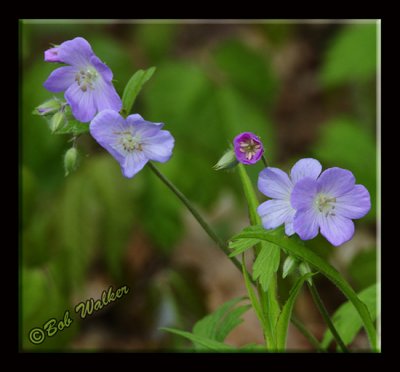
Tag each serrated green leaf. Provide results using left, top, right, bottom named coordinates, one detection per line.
left=192, top=296, right=249, bottom=349
left=321, top=24, right=377, bottom=86
left=322, top=284, right=378, bottom=349
left=230, top=225, right=377, bottom=350
left=252, top=242, right=280, bottom=292
left=53, top=119, right=89, bottom=135
left=217, top=304, right=252, bottom=342
left=161, top=327, right=235, bottom=351
left=275, top=273, right=315, bottom=349
left=228, top=238, right=260, bottom=257
left=122, top=67, right=156, bottom=116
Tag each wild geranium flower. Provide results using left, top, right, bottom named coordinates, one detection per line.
left=257, top=158, right=322, bottom=235
left=43, top=37, right=122, bottom=123
left=233, top=132, right=264, bottom=165
left=291, top=167, right=370, bottom=246
left=90, top=110, right=174, bottom=178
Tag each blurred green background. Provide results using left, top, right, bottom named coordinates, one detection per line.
left=20, top=20, right=378, bottom=351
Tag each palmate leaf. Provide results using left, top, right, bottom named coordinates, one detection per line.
left=162, top=297, right=250, bottom=351
left=121, top=67, right=156, bottom=116
left=230, top=225, right=377, bottom=350
left=252, top=242, right=280, bottom=292
left=322, top=283, right=378, bottom=349
left=228, top=238, right=260, bottom=257
left=192, top=296, right=250, bottom=349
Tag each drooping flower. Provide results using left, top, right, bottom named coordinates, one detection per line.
left=291, top=167, right=370, bottom=246
left=257, top=158, right=322, bottom=236
left=43, top=37, right=122, bottom=123
left=233, top=132, right=264, bottom=165
left=90, top=110, right=174, bottom=178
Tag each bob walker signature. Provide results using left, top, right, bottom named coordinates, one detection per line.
left=75, top=285, right=129, bottom=319
left=28, top=285, right=129, bottom=345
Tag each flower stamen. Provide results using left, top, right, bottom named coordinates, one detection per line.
left=239, top=139, right=261, bottom=161
left=75, top=68, right=98, bottom=92
left=118, top=132, right=142, bottom=153
left=315, top=194, right=336, bottom=217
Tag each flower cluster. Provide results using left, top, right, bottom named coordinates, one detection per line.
left=43, top=37, right=174, bottom=178
left=40, top=38, right=371, bottom=248
left=257, top=159, right=371, bottom=246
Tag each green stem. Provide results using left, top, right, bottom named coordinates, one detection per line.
left=291, top=315, right=325, bottom=352
left=308, top=282, right=349, bottom=352
left=236, top=163, right=280, bottom=349
left=147, top=162, right=242, bottom=273
left=261, top=155, right=269, bottom=168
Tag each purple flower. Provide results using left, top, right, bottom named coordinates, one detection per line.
left=43, top=37, right=122, bottom=123
left=257, top=158, right=322, bottom=236
left=233, top=132, right=264, bottom=164
left=90, top=110, right=174, bottom=178
left=291, top=167, right=370, bottom=246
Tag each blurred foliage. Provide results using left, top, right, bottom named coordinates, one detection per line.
left=320, top=24, right=377, bottom=87
left=213, top=39, right=277, bottom=105
left=348, top=249, right=377, bottom=291
left=20, top=20, right=378, bottom=351
left=134, top=23, right=178, bottom=62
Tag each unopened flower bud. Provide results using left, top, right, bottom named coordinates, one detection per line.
left=49, top=111, right=66, bottom=133
left=299, top=262, right=313, bottom=285
left=64, top=147, right=78, bottom=176
left=213, top=149, right=238, bottom=171
left=282, top=256, right=298, bottom=279
left=33, top=98, right=62, bottom=116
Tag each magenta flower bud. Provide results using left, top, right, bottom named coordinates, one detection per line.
left=233, top=132, right=264, bottom=165
left=44, top=47, right=62, bottom=63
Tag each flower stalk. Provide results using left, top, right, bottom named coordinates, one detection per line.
left=147, top=162, right=243, bottom=272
